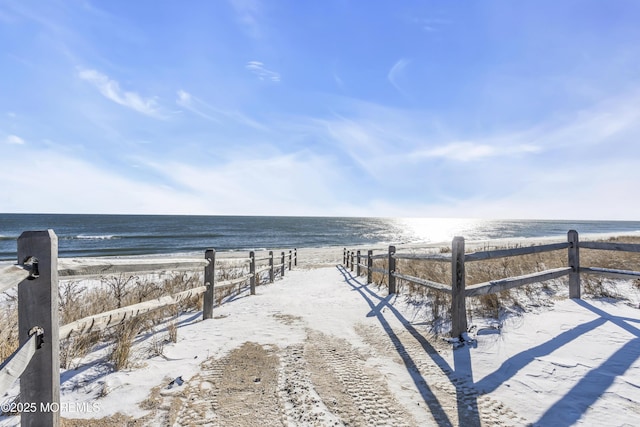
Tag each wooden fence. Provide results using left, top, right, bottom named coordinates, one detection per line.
left=344, top=230, right=640, bottom=339
left=0, top=230, right=297, bottom=426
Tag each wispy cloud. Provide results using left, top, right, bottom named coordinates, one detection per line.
left=529, top=90, right=640, bottom=151
left=3, top=134, right=25, bottom=145
left=0, top=149, right=199, bottom=214
left=388, top=58, right=411, bottom=95
left=176, top=90, right=220, bottom=122
left=176, top=89, right=268, bottom=130
left=415, top=142, right=541, bottom=162
left=117, top=150, right=353, bottom=215
left=78, top=68, right=163, bottom=118
left=246, top=61, right=281, bottom=82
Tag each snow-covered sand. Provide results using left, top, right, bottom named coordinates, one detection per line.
left=1, top=238, right=640, bottom=426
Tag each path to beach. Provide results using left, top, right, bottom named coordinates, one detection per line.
left=55, top=264, right=517, bottom=426
left=49, top=259, right=640, bottom=426
left=147, top=266, right=525, bottom=427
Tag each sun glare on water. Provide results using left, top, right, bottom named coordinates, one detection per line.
left=394, top=218, right=486, bottom=244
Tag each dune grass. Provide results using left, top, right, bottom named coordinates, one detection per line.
left=366, top=236, right=640, bottom=332
left=0, top=261, right=254, bottom=373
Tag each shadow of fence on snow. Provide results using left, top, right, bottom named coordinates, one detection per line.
left=338, top=265, right=480, bottom=427
left=337, top=264, right=640, bottom=426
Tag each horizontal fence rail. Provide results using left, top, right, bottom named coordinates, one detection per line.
left=578, top=241, right=640, bottom=252
left=392, top=272, right=452, bottom=294
left=0, top=230, right=297, bottom=426
left=464, top=242, right=569, bottom=262
left=216, top=274, right=253, bottom=290
left=59, top=285, right=208, bottom=339
left=0, top=264, right=31, bottom=294
left=58, top=258, right=210, bottom=278
left=465, top=267, right=573, bottom=297
left=394, top=253, right=452, bottom=262
left=344, top=230, right=640, bottom=339
left=0, top=329, right=43, bottom=397
left=580, top=266, right=640, bottom=280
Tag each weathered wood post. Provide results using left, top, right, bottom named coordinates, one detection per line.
left=356, top=250, right=361, bottom=276
left=203, top=249, right=215, bottom=320
left=367, top=250, right=373, bottom=284
left=451, top=236, right=468, bottom=338
left=281, top=252, right=286, bottom=277
left=288, top=250, right=292, bottom=271
left=269, top=251, right=275, bottom=283
left=388, top=245, right=396, bottom=294
left=343, top=248, right=346, bottom=265
left=249, top=251, right=256, bottom=295
left=346, top=250, right=350, bottom=268
left=294, top=248, right=297, bottom=267
left=568, top=230, right=581, bottom=299
left=17, top=230, right=60, bottom=427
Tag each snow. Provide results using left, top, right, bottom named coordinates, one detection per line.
left=466, top=298, right=640, bottom=425
left=1, top=247, right=640, bottom=426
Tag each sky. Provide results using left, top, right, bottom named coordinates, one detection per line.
left=1, top=0, right=640, bottom=219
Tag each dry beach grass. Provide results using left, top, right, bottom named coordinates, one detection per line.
left=368, top=235, right=640, bottom=331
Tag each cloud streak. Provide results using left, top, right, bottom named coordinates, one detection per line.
left=176, top=90, right=220, bottom=122
left=414, top=142, right=541, bottom=162
left=246, top=61, right=281, bottom=82
left=388, top=58, right=411, bottom=95
left=4, top=134, right=25, bottom=145
left=78, top=68, right=163, bottom=118
left=176, top=89, right=268, bottom=130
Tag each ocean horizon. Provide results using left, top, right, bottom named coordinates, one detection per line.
left=1, top=213, right=640, bottom=261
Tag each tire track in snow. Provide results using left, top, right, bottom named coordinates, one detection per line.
left=166, top=342, right=284, bottom=427
left=304, top=329, right=416, bottom=427
left=168, top=355, right=225, bottom=427
left=278, top=344, right=343, bottom=426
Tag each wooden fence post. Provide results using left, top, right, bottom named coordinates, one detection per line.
left=269, top=251, right=275, bottom=283
left=203, top=249, right=215, bottom=320
left=568, top=230, right=581, bottom=299
left=367, top=250, right=373, bottom=284
left=288, top=250, right=292, bottom=271
left=343, top=248, right=346, bottom=265
left=17, top=230, right=60, bottom=427
left=356, top=250, right=361, bottom=276
left=346, top=250, right=350, bottom=268
left=294, top=248, right=297, bottom=267
left=249, top=251, right=256, bottom=295
left=388, top=245, right=396, bottom=294
left=350, top=252, right=354, bottom=272
left=281, top=252, right=286, bottom=277
left=451, top=236, right=468, bottom=338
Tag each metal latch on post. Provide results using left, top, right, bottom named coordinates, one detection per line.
left=28, top=326, right=45, bottom=349
left=22, top=256, right=40, bottom=280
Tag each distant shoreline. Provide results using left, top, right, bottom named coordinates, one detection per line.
left=3, top=230, right=636, bottom=271
left=3, top=215, right=640, bottom=261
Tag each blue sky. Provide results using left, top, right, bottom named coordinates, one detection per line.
left=1, top=1, right=640, bottom=219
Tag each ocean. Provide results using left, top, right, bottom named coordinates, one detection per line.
left=1, top=214, right=639, bottom=261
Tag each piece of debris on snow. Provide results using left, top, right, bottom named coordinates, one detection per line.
left=167, top=376, right=184, bottom=389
